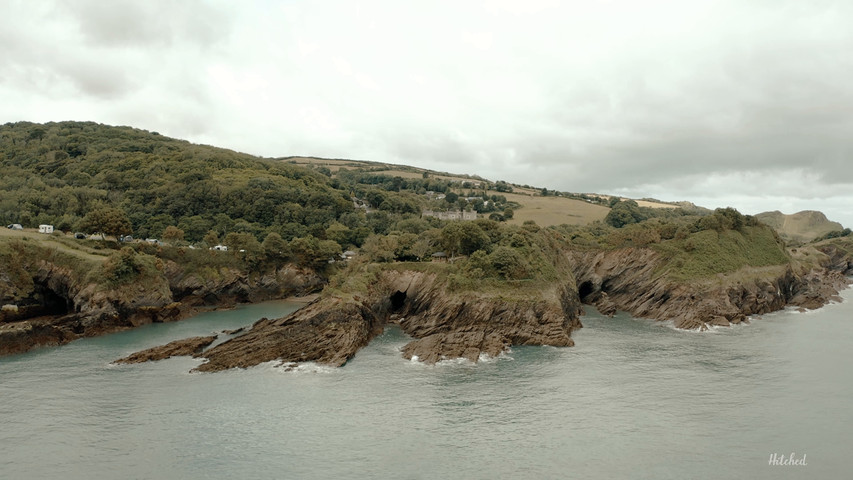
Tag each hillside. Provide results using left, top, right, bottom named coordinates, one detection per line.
left=755, top=210, right=844, bottom=244
left=3, top=121, right=852, bottom=363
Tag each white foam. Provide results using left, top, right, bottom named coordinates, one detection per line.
left=274, top=361, right=336, bottom=374
left=405, top=349, right=514, bottom=367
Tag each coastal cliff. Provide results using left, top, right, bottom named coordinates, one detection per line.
left=195, top=270, right=583, bottom=371
left=0, top=246, right=323, bottom=357
left=570, top=246, right=849, bottom=330
left=139, top=235, right=852, bottom=372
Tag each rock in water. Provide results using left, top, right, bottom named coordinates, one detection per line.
left=114, top=335, right=218, bottom=364
left=194, top=299, right=385, bottom=372
left=193, top=271, right=583, bottom=371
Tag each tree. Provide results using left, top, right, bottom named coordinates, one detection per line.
left=440, top=222, right=490, bottom=257
left=289, top=235, right=341, bottom=269
left=262, top=232, right=289, bottom=266
left=203, top=230, right=220, bottom=247
left=503, top=207, right=514, bottom=220
left=489, top=246, right=527, bottom=279
left=445, top=192, right=458, bottom=204
left=224, top=232, right=263, bottom=265
left=79, top=205, right=132, bottom=238
left=162, top=225, right=185, bottom=243
left=27, top=127, right=46, bottom=143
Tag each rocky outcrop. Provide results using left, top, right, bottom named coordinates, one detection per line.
left=114, top=335, right=218, bottom=364
left=0, top=260, right=324, bottom=357
left=164, top=262, right=323, bottom=306
left=570, top=247, right=850, bottom=330
left=193, top=271, right=583, bottom=371
left=196, top=297, right=385, bottom=371
left=388, top=271, right=581, bottom=363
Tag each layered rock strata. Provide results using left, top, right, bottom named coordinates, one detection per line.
left=114, top=335, right=218, bottom=364
left=0, top=260, right=323, bottom=357
left=570, top=247, right=850, bottom=330
left=192, top=271, right=583, bottom=371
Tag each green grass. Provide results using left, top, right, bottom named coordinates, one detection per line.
left=652, top=226, right=790, bottom=281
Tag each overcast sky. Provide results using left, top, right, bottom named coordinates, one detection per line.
left=2, top=0, right=851, bottom=226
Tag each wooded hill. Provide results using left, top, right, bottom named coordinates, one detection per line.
left=2, top=121, right=848, bottom=284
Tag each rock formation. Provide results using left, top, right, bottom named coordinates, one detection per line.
left=570, top=247, right=850, bottom=330
left=192, top=270, right=583, bottom=371
left=114, top=335, right=218, bottom=364
left=0, top=259, right=324, bottom=357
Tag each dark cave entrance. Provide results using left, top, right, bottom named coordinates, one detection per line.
left=390, top=290, right=407, bottom=312
left=578, top=281, right=595, bottom=303
left=4, top=282, right=73, bottom=323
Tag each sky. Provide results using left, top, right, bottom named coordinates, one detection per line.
left=2, top=0, right=851, bottom=226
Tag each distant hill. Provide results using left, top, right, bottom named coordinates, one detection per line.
left=755, top=210, right=844, bottom=244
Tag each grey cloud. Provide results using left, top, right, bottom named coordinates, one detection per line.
left=58, top=0, right=230, bottom=48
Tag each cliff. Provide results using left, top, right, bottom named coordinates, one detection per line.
left=570, top=245, right=849, bottom=330
left=135, top=236, right=853, bottom=372
left=0, top=247, right=324, bottom=357
left=193, top=270, right=583, bottom=371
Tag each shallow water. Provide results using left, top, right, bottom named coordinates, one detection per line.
left=1, top=292, right=851, bottom=479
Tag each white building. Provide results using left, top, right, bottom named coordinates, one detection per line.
left=38, top=224, right=54, bottom=234
left=422, top=210, right=477, bottom=221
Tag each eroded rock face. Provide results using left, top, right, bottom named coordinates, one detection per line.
left=114, top=335, right=218, bottom=364
left=570, top=248, right=850, bottom=330
left=0, top=260, right=323, bottom=357
left=193, top=271, right=584, bottom=371
left=164, top=262, right=324, bottom=305
left=388, top=272, right=581, bottom=363
left=195, top=297, right=385, bottom=371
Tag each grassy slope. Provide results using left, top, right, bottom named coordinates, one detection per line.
left=755, top=210, right=843, bottom=243
left=0, top=228, right=111, bottom=263
left=0, top=231, right=106, bottom=302
left=652, top=226, right=791, bottom=282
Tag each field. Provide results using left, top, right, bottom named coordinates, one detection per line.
left=493, top=192, right=610, bottom=227
left=279, top=157, right=373, bottom=172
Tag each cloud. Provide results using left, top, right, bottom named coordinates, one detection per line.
left=1, top=0, right=852, bottom=227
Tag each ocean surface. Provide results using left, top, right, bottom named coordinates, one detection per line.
left=2, top=289, right=852, bottom=480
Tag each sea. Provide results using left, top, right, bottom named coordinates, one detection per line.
left=1, top=288, right=851, bottom=480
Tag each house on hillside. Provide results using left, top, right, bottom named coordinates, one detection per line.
left=38, top=224, right=54, bottom=234
left=422, top=210, right=477, bottom=221
left=211, top=244, right=228, bottom=251
left=340, top=250, right=358, bottom=261
left=431, top=252, right=448, bottom=262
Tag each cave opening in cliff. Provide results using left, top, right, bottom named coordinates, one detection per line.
left=19, top=282, right=72, bottom=320
left=390, top=290, right=407, bottom=312
left=578, top=281, right=595, bottom=303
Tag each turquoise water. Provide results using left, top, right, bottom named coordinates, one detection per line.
left=1, top=292, right=851, bottom=480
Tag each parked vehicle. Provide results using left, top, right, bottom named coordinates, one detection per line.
left=74, top=232, right=87, bottom=239
left=7, top=224, right=23, bottom=230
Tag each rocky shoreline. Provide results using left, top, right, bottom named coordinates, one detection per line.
left=184, top=244, right=850, bottom=371
left=570, top=246, right=851, bottom=330
left=4, top=243, right=851, bottom=369
left=193, top=270, right=583, bottom=372
left=0, top=260, right=324, bottom=357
